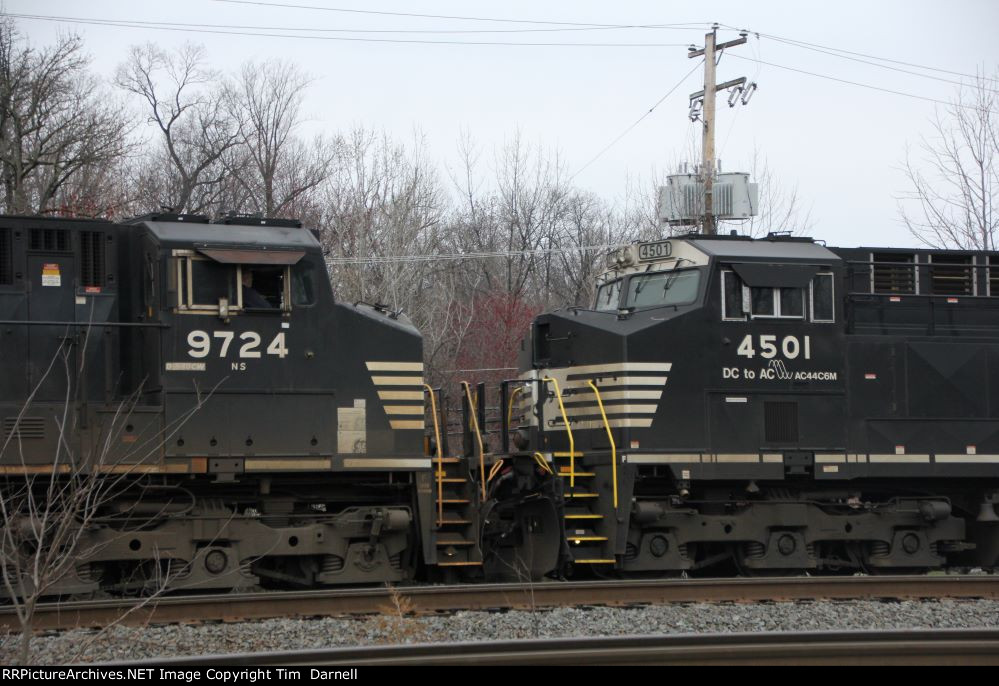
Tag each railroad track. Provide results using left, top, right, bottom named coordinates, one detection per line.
left=104, top=629, right=999, bottom=666
left=4, top=574, right=998, bottom=633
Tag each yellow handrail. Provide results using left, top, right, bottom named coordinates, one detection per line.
left=507, top=385, right=524, bottom=429
left=461, top=381, right=487, bottom=500
left=533, top=452, right=554, bottom=475
left=423, top=384, right=444, bottom=525
left=586, top=380, right=618, bottom=509
left=542, top=377, right=576, bottom=488
left=487, top=458, right=504, bottom=484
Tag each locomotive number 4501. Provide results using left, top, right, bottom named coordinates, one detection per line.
left=736, top=334, right=811, bottom=360
left=638, top=240, right=672, bottom=261
left=187, top=330, right=289, bottom=359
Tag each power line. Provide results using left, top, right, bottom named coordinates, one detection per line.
left=325, top=243, right=622, bottom=265
left=762, top=34, right=999, bottom=93
left=444, top=367, right=519, bottom=373
left=571, top=60, right=703, bottom=180
left=727, top=53, right=988, bottom=111
left=719, top=24, right=999, bottom=85
left=212, top=1, right=713, bottom=30
left=761, top=31, right=999, bottom=85
left=0, top=12, right=707, bottom=36
left=5, top=13, right=692, bottom=47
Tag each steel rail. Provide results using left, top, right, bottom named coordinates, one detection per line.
left=5, top=574, right=999, bottom=633
left=102, top=629, right=999, bottom=666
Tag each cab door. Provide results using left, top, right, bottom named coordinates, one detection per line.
left=27, top=252, right=77, bottom=401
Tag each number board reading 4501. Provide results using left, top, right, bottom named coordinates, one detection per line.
left=187, top=330, right=289, bottom=359
left=638, top=241, right=672, bottom=261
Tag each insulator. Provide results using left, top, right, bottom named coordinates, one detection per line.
left=727, top=86, right=743, bottom=108
left=688, top=99, right=703, bottom=122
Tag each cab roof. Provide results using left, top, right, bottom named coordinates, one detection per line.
left=686, top=236, right=841, bottom=264
left=138, top=219, right=320, bottom=252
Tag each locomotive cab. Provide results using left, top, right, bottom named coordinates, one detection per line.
left=3, top=212, right=433, bottom=596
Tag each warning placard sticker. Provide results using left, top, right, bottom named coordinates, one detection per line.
left=41, top=263, right=61, bottom=287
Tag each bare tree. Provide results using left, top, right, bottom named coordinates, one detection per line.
left=47, top=154, right=138, bottom=219
left=551, top=191, right=618, bottom=307
left=449, top=132, right=573, bottom=304
left=0, top=18, right=131, bottom=216
left=225, top=60, right=338, bottom=217
left=898, top=69, right=998, bottom=250
left=621, top=167, right=672, bottom=240
left=318, top=128, right=466, bottom=382
left=116, top=43, right=238, bottom=215
left=0, top=326, right=216, bottom=663
left=737, top=147, right=813, bottom=237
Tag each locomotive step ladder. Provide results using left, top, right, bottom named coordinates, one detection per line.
left=553, top=451, right=616, bottom=565
left=426, top=387, right=483, bottom=569
left=544, top=376, right=621, bottom=567
left=430, top=454, right=483, bottom=568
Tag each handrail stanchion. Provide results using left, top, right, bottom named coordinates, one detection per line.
left=423, top=384, right=444, bottom=525
left=542, top=377, right=575, bottom=488
left=507, top=385, right=523, bottom=432
left=532, top=452, right=554, bottom=475
left=587, top=379, right=618, bottom=509
left=461, top=381, right=487, bottom=500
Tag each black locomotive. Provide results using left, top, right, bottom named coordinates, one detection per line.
left=1, top=216, right=997, bottom=596
left=0, top=213, right=454, bottom=595
left=495, top=234, right=999, bottom=576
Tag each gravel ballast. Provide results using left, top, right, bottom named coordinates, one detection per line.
left=6, top=598, right=999, bottom=664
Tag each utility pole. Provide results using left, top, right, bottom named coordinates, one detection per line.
left=688, top=25, right=753, bottom=234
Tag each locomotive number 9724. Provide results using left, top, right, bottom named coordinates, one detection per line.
left=187, top=330, right=289, bottom=359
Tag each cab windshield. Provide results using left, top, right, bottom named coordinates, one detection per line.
left=624, top=269, right=701, bottom=309
left=594, top=279, right=622, bottom=311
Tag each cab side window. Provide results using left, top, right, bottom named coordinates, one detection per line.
left=291, top=261, right=317, bottom=307
left=720, top=268, right=835, bottom=323
left=810, top=273, right=835, bottom=322
left=241, top=266, right=285, bottom=310
left=177, top=256, right=237, bottom=311
left=174, top=251, right=294, bottom=314
left=721, top=270, right=746, bottom=320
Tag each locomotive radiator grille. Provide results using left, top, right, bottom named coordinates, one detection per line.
left=2, top=416, right=45, bottom=440
left=79, top=230, right=105, bottom=288
left=0, top=227, right=11, bottom=285
left=929, top=254, right=974, bottom=296
left=764, top=402, right=798, bottom=444
left=871, top=252, right=915, bottom=294
left=29, top=227, right=69, bottom=252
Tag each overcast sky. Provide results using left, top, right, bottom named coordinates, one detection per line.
left=9, top=0, right=999, bottom=248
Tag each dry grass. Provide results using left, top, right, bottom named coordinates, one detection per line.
left=370, top=583, right=431, bottom=644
